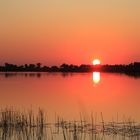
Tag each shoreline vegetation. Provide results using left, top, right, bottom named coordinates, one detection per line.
left=0, top=62, right=140, bottom=77
left=0, top=108, right=140, bottom=140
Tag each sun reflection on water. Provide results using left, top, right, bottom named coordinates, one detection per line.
left=93, top=72, right=100, bottom=84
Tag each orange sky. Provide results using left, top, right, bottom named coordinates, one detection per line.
left=0, top=0, right=140, bottom=66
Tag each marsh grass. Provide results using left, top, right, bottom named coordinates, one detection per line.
left=0, top=108, right=139, bottom=140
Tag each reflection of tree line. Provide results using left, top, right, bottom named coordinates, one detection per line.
left=0, top=62, right=140, bottom=77
left=2, top=73, right=42, bottom=78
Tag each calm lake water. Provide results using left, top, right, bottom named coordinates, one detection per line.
left=0, top=72, right=140, bottom=122
left=0, top=72, right=140, bottom=140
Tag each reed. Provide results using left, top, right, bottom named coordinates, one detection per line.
left=0, top=108, right=139, bottom=140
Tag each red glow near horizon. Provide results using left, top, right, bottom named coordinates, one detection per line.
left=0, top=1, right=140, bottom=65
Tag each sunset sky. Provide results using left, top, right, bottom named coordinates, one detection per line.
left=0, top=0, right=140, bottom=66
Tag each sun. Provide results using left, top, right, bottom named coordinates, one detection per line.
left=93, top=59, right=101, bottom=65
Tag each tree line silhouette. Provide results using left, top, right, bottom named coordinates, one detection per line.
left=0, top=62, right=140, bottom=75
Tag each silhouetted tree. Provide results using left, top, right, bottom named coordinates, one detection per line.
left=0, top=62, right=140, bottom=77
left=60, top=63, right=70, bottom=71
left=42, top=66, right=50, bottom=71
left=25, top=64, right=28, bottom=69
left=36, top=63, right=41, bottom=69
left=51, top=66, right=59, bottom=72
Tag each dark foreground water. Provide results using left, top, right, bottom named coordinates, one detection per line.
left=0, top=72, right=140, bottom=140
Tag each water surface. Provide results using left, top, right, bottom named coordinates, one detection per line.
left=0, top=72, right=139, bottom=122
